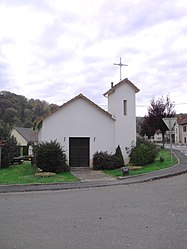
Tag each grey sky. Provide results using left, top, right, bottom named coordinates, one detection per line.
left=0, top=0, right=187, bottom=116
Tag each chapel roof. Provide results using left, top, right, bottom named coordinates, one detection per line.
left=53, top=93, right=115, bottom=120
left=103, top=78, right=140, bottom=96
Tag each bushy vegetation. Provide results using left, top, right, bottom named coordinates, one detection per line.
left=35, top=140, right=69, bottom=173
left=0, top=91, right=59, bottom=128
left=129, top=137, right=160, bottom=166
left=0, top=123, right=19, bottom=168
left=93, top=151, right=112, bottom=170
left=93, top=145, right=125, bottom=170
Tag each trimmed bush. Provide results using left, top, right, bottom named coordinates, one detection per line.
left=114, top=145, right=124, bottom=168
left=35, top=140, right=69, bottom=173
left=129, top=137, right=160, bottom=166
left=93, top=146, right=125, bottom=170
left=93, top=151, right=112, bottom=170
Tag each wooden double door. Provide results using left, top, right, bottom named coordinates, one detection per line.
left=69, top=137, right=90, bottom=167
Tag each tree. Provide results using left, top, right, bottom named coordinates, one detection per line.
left=0, top=123, right=19, bottom=168
left=2, top=108, right=19, bottom=124
left=141, top=95, right=175, bottom=146
left=136, top=117, right=144, bottom=135
left=0, top=91, right=60, bottom=128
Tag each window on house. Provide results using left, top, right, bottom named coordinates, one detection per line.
left=123, top=100, right=127, bottom=115
left=183, top=126, right=186, bottom=132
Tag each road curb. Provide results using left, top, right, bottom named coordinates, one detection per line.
left=0, top=168, right=186, bottom=194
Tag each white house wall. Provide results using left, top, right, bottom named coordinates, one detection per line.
left=174, top=124, right=186, bottom=144
left=108, top=83, right=136, bottom=162
left=182, top=124, right=187, bottom=144
left=11, top=129, right=27, bottom=146
left=39, top=98, right=115, bottom=167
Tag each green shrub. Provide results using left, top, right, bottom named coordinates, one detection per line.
left=35, top=140, right=69, bottom=173
left=129, top=137, right=160, bottom=166
left=114, top=145, right=124, bottom=168
left=93, top=146, right=124, bottom=170
left=0, top=123, right=19, bottom=168
left=93, top=151, right=112, bottom=170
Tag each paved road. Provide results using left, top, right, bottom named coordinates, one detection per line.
left=166, top=143, right=187, bottom=156
left=173, top=144, right=187, bottom=156
left=0, top=174, right=186, bottom=249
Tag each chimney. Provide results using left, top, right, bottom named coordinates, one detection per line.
left=111, top=82, right=114, bottom=88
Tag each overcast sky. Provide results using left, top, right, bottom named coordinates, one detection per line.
left=0, top=0, right=187, bottom=116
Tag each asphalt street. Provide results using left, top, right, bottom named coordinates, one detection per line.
left=172, top=144, right=187, bottom=156
left=0, top=174, right=187, bottom=249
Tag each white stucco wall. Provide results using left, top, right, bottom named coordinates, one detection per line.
left=107, top=83, right=137, bottom=163
left=175, top=124, right=185, bottom=144
left=182, top=124, right=187, bottom=144
left=39, top=98, right=115, bottom=167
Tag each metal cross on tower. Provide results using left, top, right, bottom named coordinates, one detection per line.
left=113, top=57, right=128, bottom=81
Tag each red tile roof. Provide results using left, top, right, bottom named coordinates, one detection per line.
left=176, top=114, right=187, bottom=125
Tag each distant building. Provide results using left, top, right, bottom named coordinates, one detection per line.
left=153, top=129, right=162, bottom=142
left=11, top=127, right=38, bottom=156
left=174, top=114, right=187, bottom=144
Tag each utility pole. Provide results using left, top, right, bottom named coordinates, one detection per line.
left=113, top=57, right=128, bottom=81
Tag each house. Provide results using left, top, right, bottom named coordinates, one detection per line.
left=38, top=78, right=140, bottom=168
left=11, top=127, right=38, bottom=156
left=153, top=129, right=162, bottom=143
left=175, top=114, right=187, bottom=144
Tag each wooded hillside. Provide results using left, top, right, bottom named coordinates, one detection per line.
left=0, top=91, right=59, bottom=129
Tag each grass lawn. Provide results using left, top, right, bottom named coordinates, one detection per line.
left=0, top=161, right=79, bottom=185
left=104, top=149, right=178, bottom=178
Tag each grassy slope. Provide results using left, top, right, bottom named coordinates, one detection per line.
left=0, top=161, right=79, bottom=185
left=104, top=149, right=178, bottom=177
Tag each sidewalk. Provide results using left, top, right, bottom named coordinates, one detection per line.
left=0, top=149, right=186, bottom=193
left=71, top=167, right=115, bottom=182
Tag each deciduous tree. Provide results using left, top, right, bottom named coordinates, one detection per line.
left=140, top=95, right=175, bottom=146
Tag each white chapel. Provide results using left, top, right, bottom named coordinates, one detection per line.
left=38, top=78, right=140, bottom=168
